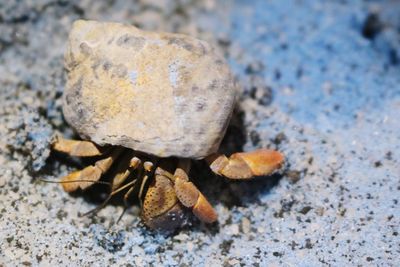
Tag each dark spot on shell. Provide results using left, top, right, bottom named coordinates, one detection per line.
left=107, top=36, right=115, bottom=45
left=182, top=143, right=192, bottom=154
left=65, top=77, right=83, bottom=105
left=182, top=125, right=192, bottom=136
left=196, top=128, right=206, bottom=136
left=196, top=100, right=207, bottom=111
left=77, top=106, right=86, bottom=118
left=65, top=50, right=79, bottom=71
left=90, top=60, right=103, bottom=79
left=116, top=34, right=145, bottom=50
left=91, top=59, right=102, bottom=72
left=65, top=77, right=92, bottom=124
left=168, top=37, right=194, bottom=52
left=208, top=79, right=219, bottom=91
left=65, top=95, right=72, bottom=105
left=198, top=42, right=207, bottom=55
left=79, top=42, right=92, bottom=55
left=215, top=59, right=224, bottom=65
left=175, top=102, right=187, bottom=115
left=112, top=64, right=127, bottom=78
left=173, top=85, right=187, bottom=97
left=222, top=78, right=232, bottom=92
left=102, top=60, right=112, bottom=71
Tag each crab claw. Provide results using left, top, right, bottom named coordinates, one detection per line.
left=173, top=169, right=218, bottom=223
left=142, top=174, right=186, bottom=230
left=207, top=149, right=284, bottom=179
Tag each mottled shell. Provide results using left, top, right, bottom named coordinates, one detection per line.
left=63, top=20, right=238, bottom=158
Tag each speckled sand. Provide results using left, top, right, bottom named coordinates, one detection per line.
left=0, top=0, right=399, bottom=266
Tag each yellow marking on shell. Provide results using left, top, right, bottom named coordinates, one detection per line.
left=136, top=71, right=150, bottom=86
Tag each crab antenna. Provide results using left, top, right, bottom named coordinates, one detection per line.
left=37, top=178, right=111, bottom=186
left=81, top=179, right=138, bottom=217
left=116, top=181, right=138, bottom=224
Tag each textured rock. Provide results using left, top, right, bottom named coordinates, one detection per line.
left=2, top=1, right=399, bottom=266
left=63, top=20, right=237, bottom=158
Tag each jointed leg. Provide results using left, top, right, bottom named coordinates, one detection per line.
left=138, top=160, right=157, bottom=207
left=82, top=179, right=137, bottom=217
left=61, top=148, right=124, bottom=192
left=116, top=185, right=137, bottom=223
left=52, top=135, right=106, bottom=157
left=111, top=153, right=140, bottom=191
left=84, top=154, right=142, bottom=218
left=173, top=159, right=217, bottom=223
left=81, top=154, right=141, bottom=217
left=206, top=149, right=284, bottom=180
left=141, top=158, right=217, bottom=229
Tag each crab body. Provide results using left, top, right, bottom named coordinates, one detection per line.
left=52, top=20, right=284, bottom=230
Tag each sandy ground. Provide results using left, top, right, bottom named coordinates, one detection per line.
left=0, top=0, right=399, bottom=266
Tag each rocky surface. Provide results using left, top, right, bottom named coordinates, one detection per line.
left=64, top=20, right=236, bottom=158
left=0, top=0, right=399, bottom=266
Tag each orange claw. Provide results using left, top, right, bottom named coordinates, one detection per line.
left=192, top=193, right=218, bottom=223
left=174, top=167, right=218, bottom=224
left=207, top=149, right=284, bottom=179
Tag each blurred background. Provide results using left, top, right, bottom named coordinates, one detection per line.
left=0, top=1, right=399, bottom=266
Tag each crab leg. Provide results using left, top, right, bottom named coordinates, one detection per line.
left=111, top=153, right=140, bottom=191
left=82, top=179, right=137, bottom=217
left=116, top=184, right=137, bottom=223
left=173, top=159, right=218, bottom=223
left=138, top=160, right=157, bottom=207
left=61, top=148, right=123, bottom=192
left=52, top=135, right=106, bottom=157
left=84, top=155, right=141, bottom=218
left=206, top=149, right=284, bottom=180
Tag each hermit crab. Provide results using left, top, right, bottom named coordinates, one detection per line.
left=51, top=20, right=284, bottom=230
